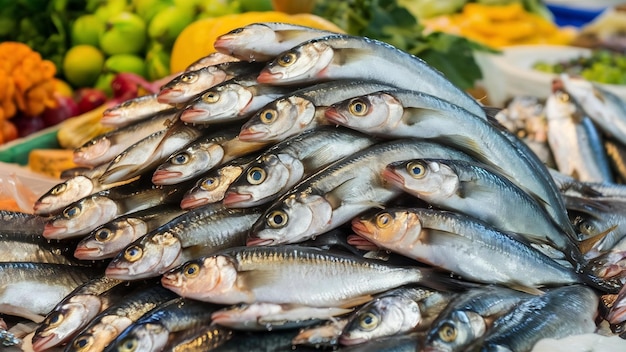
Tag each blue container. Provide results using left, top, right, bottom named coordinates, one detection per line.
left=547, top=4, right=605, bottom=27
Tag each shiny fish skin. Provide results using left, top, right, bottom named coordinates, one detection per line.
left=224, top=126, right=377, bottom=208
left=164, top=323, right=233, bottom=352
left=161, top=245, right=447, bottom=307
left=0, top=232, right=77, bottom=265
left=256, top=34, right=486, bottom=119
left=185, top=52, right=240, bottom=72
left=101, top=94, right=173, bottom=128
left=214, top=22, right=340, bottom=62
left=74, top=205, right=187, bottom=260
left=292, top=318, right=349, bottom=348
left=247, top=139, right=474, bottom=246
left=0, top=210, right=47, bottom=234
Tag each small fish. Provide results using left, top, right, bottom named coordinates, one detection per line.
left=152, top=125, right=269, bottom=186
left=238, top=80, right=396, bottom=143
left=181, top=155, right=256, bottom=209
left=292, top=318, right=349, bottom=348
left=545, top=88, right=613, bottom=183
left=247, top=139, right=473, bottom=246
left=0, top=210, right=47, bottom=234
left=185, top=52, right=240, bottom=72
left=210, top=330, right=301, bottom=352
left=65, top=284, right=177, bottom=352
left=256, top=34, right=486, bottom=119
left=340, top=286, right=453, bottom=345
left=214, top=22, right=340, bottom=62
left=325, top=89, right=576, bottom=242
left=164, top=323, right=233, bottom=352
left=161, top=245, right=453, bottom=307
left=211, top=302, right=352, bottom=331
left=351, top=207, right=582, bottom=291
left=224, top=126, right=377, bottom=208
left=73, top=108, right=178, bottom=168
left=479, top=285, right=598, bottom=352
left=0, top=232, right=77, bottom=265
left=424, top=285, right=532, bottom=352
left=338, top=332, right=422, bottom=352
left=179, top=74, right=296, bottom=124
left=158, top=61, right=264, bottom=104
left=106, top=205, right=261, bottom=280
left=0, top=262, right=98, bottom=321
left=31, top=276, right=126, bottom=351
left=74, top=205, right=187, bottom=260
left=101, top=94, right=174, bottom=128
left=103, top=298, right=219, bottom=352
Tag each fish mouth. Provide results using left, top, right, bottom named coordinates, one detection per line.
left=100, top=111, right=122, bottom=125
left=180, top=108, right=210, bottom=123
left=42, top=224, right=67, bottom=239
left=32, top=201, right=52, bottom=215
left=31, top=333, right=59, bottom=352
left=160, top=272, right=183, bottom=290
left=346, top=234, right=378, bottom=251
left=73, top=246, right=101, bottom=260
left=213, top=39, right=232, bottom=53
left=338, top=336, right=367, bottom=346
left=350, top=219, right=370, bottom=237
left=380, top=168, right=404, bottom=187
left=157, top=88, right=185, bottom=104
left=238, top=128, right=267, bottom=141
left=256, top=70, right=282, bottom=84
left=180, top=196, right=209, bottom=210
left=152, top=170, right=184, bottom=185
left=324, top=107, right=347, bottom=125
left=246, top=237, right=275, bottom=246
left=104, top=266, right=131, bottom=280
left=222, top=192, right=252, bottom=207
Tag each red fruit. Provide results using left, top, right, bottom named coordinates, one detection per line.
left=42, top=94, right=81, bottom=127
left=110, top=73, right=142, bottom=100
left=12, top=114, right=46, bottom=138
left=75, top=88, right=108, bottom=114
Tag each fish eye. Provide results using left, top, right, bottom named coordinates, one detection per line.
left=119, top=337, right=138, bottom=352
left=124, top=246, right=143, bottom=262
left=95, top=228, right=112, bottom=242
left=180, top=73, right=197, bottom=83
left=45, top=312, right=64, bottom=327
left=375, top=213, right=393, bottom=228
left=406, top=161, right=427, bottom=179
left=359, top=312, right=380, bottom=331
left=259, top=109, right=277, bottom=124
left=348, top=99, right=369, bottom=116
left=73, top=335, right=93, bottom=351
left=246, top=167, right=266, bottom=185
left=202, top=91, right=220, bottom=103
left=557, top=91, right=570, bottom=103
left=63, top=205, right=82, bottom=219
left=201, top=177, right=219, bottom=191
left=51, top=183, right=67, bottom=195
left=172, top=153, right=190, bottom=165
left=277, top=52, right=297, bottom=67
left=267, top=210, right=288, bottom=228
left=183, top=263, right=200, bottom=278
left=438, top=323, right=457, bottom=342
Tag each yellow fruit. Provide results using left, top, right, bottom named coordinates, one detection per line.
left=170, top=11, right=344, bottom=73
left=63, top=45, right=105, bottom=88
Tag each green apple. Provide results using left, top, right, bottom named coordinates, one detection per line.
left=99, top=12, right=147, bottom=56
left=62, top=45, right=105, bottom=88
left=148, top=5, right=195, bottom=49
left=145, top=43, right=170, bottom=81
left=132, top=0, right=174, bottom=23
left=94, top=0, right=129, bottom=22
left=104, top=54, right=147, bottom=77
left=94, top=72, right=115, bottom=97
left=71, top=15, right=105, bottom=47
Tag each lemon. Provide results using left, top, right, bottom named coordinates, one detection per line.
left=169, top=12, right=344, bottom=73
left=63, top=45, right=105, bottom=88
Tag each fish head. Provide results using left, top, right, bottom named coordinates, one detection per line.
left=248, top=194, right=332, bottom=245
left=74, top=138, right=112, bottom=166
left=161, top=255, right=239, bottom=303
left=225, top=153, right=302, bottom=207
left=180, top=175, right=222, bottom=209
left=182, top=84, right=252, bottom=123
left=76, top=316, right=133, bottom=352
left=105, top=233, right=183, bottom=280
left=158, top=66, right=228, bottom=104
left=383, top=159, right=460, bottom=201
left=34, top=176, right=95, bottom=216
left=43, top=196, right=118, bottom=239
left=351, top=209, right=418, bottom=249
left=75, top=218, right=147, bottom=260
left=32, top=295, right=102, bottom=351
left=340, top=295, right=421, bottom=345
left=152, top=144, right=225, bottom=185
left=214, top=23, right=278, bottom=61
left=545, top=88, right=581, bottom=123
left=257, top=41, right=335, bottom=84
left=326, top=92, right=404, bottom=133
left=239, top=96, right=315, bottom=142
left=186, top=52, right=240, bottom=71
left=424, top=310, right=486, bottom=352
left=108, top=323, right=168, bottom=352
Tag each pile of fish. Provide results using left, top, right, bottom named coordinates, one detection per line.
left=3, top=22, right=626, bottom=351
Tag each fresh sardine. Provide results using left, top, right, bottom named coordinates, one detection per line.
left=185, top=52, right=240, bottom=72
left=164, top=323, right=233, bottom=352
left=101, top=94, right=173, bottom=128
left=0, top=210, right=47, bottom=234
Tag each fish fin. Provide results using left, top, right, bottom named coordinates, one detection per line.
left=0, top=304, right=45, bottom=323
left=579, top=224, right=618, bottom=255
left=507, top=283, right=544, bottom=296
left=323, top=177, right=364, bottom=209
left=339, top=295, right=373, bottom=309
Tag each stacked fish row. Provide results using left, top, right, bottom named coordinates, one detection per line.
left=2, top=22, right=626, bottom=351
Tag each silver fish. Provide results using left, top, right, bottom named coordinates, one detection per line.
left=247, top=138, right=473, bottom=246
left=161, top=245, right=452, bottom=307
left=238, top=80, right=396, bottom=143
left=256, top=34, right=486, bottom=119
left=224, top=126, right=377, bottom=208
left=340, top=286, right=452, bottom=346
left=325, top=89, right=576, bottom=242
left=163, top=323, right=233, bottom=352
left=185, top=52, right=240, bottom=72
left=31, top=276, right=125, bottom=351
left=0, top=232, right=77, bottom=265
left=73, top=108, right=178, bottom=168
left=158, top=61, right=264, bottom=104
left=424, top=285, right=532, bottom=352
left=0, top=210, right=47, bottom=234
left=179, top=74, right=296, bottom=124
left=214, top=22, right=340, bottom=62
left=339, top=332, right=422, bottom=352
left=480, top=285, right=598, bottom=352
left=351, top=207, right=582, bottom=291
left=545, top=88, right=613, bottom=182
left=101, top=94, right=173, bottom=128
left=105, top=205, right=261, bottom=280
left=292, top=318, right=349, bottom=348
left=74, top=205, right=187, bottom=260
